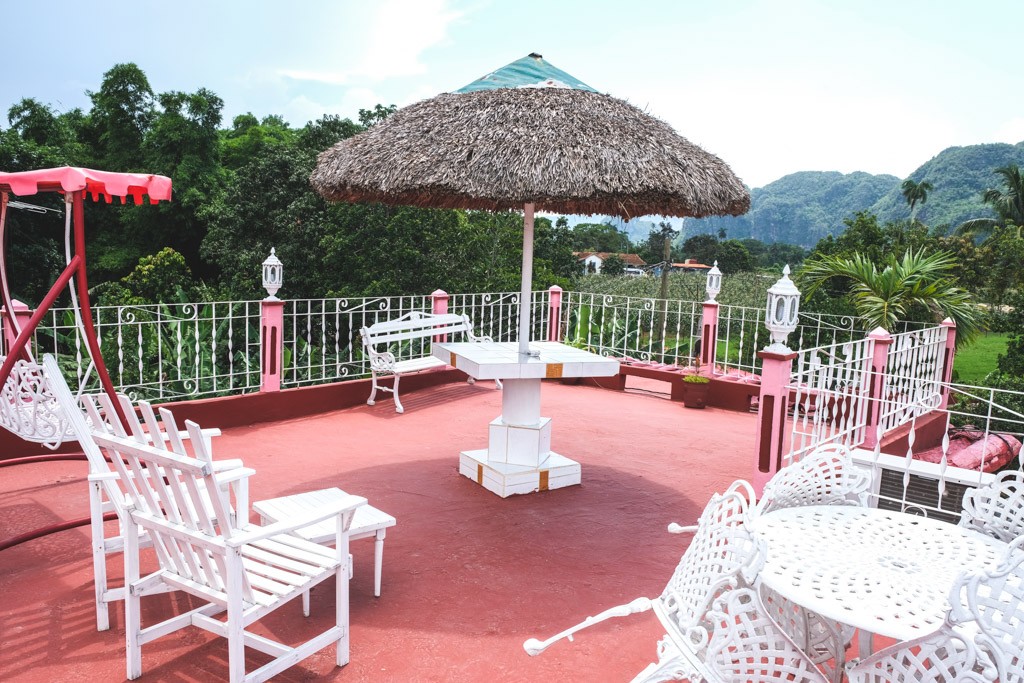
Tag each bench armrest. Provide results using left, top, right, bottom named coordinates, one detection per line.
left=367, top=349, right=397, bottom=373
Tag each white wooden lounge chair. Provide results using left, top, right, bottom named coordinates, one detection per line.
left=94, top=426, right=365, bottom=682
left=43, top=354, right=252, bottom=632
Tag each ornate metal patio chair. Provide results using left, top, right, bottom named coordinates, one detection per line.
left=752, top=443, right=870, bottom=680
left=703, top=586, right=829, bottom=683
left=523, top=480, right=763, bottom=682
left=950, top=536, right=1024, bottom=683
left=43, top=355, right=253, bottom=632
left=959, top=470, right=1024, bottom=543
left=92, top=425, right=365, bottom=682
left=756, top=443, right=871, bottom=515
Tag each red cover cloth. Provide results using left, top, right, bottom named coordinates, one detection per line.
left=914, top=430, right=1021, bottom=473
left=0, top=167, right=171, bottom=203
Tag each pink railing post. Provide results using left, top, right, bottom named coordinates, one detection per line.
left=1, top=300, right=32, bottom=355
left=939, top=318, right=957, bottom=409
left=753, top=348, right=797, bottom=494
left=861, top=327, right=893, bottom=450
left=431, top=289, right=450, bottom=343
left=547, top=285, right=563, bottom=342
left=700, top=301, right=718, bottom=370
left=260, top=299, right=284, bottom=392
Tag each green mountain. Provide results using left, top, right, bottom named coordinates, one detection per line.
left=683, top=141, right=1024, bottom=247
left=870, top=142, right=1024, bottom=229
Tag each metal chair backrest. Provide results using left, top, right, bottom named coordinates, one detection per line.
left=657, top=480, right=762, bottom=645
left=959, top=470, right=1024, bottom=543
left=758, top=444, right=869, bottom=515
left=952, top=537, right=1024, bottom=683
left=705, top=587, right=828, bottom=682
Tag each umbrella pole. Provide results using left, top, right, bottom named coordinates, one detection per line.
left=518, top=203, right=535, bottom=355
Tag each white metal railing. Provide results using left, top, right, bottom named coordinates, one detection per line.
left=27, top=300, right=262, bottom=400
left=787, top=337, right=874, bottom=460
left=854, top=380, right=1024, bottom=522
left=879, top=325, right=949, bottom=433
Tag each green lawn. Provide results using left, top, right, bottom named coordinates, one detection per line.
left=954, top=333, right=1010, bottom=385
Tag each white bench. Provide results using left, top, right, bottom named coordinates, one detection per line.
left=253, top=487, right=396, bottom=598
left=360, top=311, right=498, bottom=413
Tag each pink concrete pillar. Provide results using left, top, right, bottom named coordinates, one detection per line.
left=939, top=318, right=957, bottom=409
left=753, top=348, right=797, bottom=495
left=431, top=289, right=449, bottom=343
left=861, top=327, right=893, bottom=450
left=1, top=300, right=32, bottom=356
left=260, top=299, right=284, bottom=392
left=700, top=301, right=719, bottom=371
left=547, top=285, right=563, bottom=342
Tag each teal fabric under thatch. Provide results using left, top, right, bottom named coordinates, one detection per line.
left=455, top=53, right=596, bottom=93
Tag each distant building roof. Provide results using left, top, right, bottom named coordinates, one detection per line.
left=672, top=259, right=711, bottom=270
left=575, top=252, right=647, bottom=267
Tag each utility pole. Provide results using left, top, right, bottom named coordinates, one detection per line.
left=655, top=221, right=677, bottom=353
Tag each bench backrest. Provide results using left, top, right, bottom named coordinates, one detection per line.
left=361, top=311, right=473, bottom=347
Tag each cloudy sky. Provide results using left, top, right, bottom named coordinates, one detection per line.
left=3, top=0, right=1022, bottom=187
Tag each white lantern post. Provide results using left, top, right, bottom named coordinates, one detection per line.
left=764, top=264, right=801, bottom=353
left=705, top=260, right=722, bottom=303
left=752, top=263, right=803, bottom=495
left=262, top=248, right=283, bottom=300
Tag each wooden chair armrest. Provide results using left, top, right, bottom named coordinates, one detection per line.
left=226, top=495, right=366, bottom=547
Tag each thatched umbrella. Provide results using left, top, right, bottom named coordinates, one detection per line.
left=312, top=53, right=750, bottom=354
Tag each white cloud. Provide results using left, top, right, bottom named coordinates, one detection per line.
left=277, top=0, right=462, bottom=86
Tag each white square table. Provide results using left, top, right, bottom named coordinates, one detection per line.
left=432, top=341, right=619, bottom=497
left=752, top=505, right=1009, bottom=656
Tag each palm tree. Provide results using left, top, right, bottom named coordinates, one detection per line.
left=901, top=178, right=933, bottom=221
left=799, top=249, right=983, bottom=343
left=955, top=164, right=1024, bottom=239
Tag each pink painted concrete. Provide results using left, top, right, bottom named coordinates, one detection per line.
left=862, top=327, right=893, bottom=450
left=0, top=378, right=757, bottom=682
left=699, top=301, right=718, bottom=368
left=752, top=348, right=797, bottom=494
left=547, top=285, right=563, bottom=342
left=431, top=289, right=449, bottom=343
left=940, top=318, right=957, bottom=409
left=1, top=299, right=31, bottom=355
left=260, top=299, right=284, bottom=392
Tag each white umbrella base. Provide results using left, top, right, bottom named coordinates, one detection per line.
left=459, top=449, right=580, bottom=498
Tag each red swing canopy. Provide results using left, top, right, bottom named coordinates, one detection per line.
left=0, top=167, right=172, bottom=204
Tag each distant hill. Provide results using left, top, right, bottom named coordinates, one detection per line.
left=678, top=141, right=1024, bottom=247
left=870, top=142, right=1024, bottom=229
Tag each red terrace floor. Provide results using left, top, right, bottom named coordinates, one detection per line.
left=0, top=377, right=756, bottom=682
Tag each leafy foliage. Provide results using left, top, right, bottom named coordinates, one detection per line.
left=799, top=249, right=984, bottom=342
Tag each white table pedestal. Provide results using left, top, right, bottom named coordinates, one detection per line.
left=434, top=342, right=618, bottom=498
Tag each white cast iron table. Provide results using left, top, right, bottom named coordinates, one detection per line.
left=432, top=341, right=619, bottom=497
left=752, top=505, right=1007, bottom=651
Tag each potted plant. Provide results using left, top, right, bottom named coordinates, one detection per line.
left=682, top=374, right=711, bottom=409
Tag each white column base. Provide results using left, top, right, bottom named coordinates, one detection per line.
left=459, top=449, right=581, bottom=498
left=488, top=416, right=552, bottom=468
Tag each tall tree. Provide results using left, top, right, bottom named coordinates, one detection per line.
left=84, top=63, right=155, bottom=170
left=799, top=249, right=983, bottom=343
left=956, top=164, right=1024, bottom=239
left=901, top=178, right=933, bottom=221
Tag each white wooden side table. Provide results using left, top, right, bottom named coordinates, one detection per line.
left=253, top=487, right=397, bottom=597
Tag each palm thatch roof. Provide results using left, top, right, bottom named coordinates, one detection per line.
left=311, top=86, right=750, bottom=219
